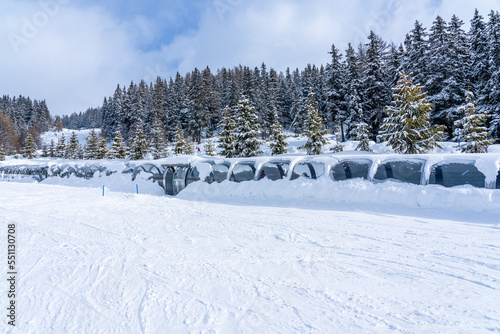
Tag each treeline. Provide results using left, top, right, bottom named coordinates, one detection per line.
left=97, top=9, right=500, bottom=146
left=61, top=108, right=102, bottom=130
left=0, top=95, right=52, bottom=154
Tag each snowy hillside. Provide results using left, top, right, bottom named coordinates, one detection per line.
left=41, top=128, right=102, bottom=147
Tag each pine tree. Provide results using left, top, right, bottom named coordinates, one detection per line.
left=147, top=115, right=169, bottom=159
left=184, top=140, right=195, bottom=155
left=303, top=89, right=329, bottom=155
left=66, top=132, right=81, bottom=159
left=455, top=90, right=493, bottom=153
left=40, top=144, right=49, bottom=158
left=173, top=126, right=188, bottom=155
left=129, top=124, right=148, bottom=160
left=379, top=72, right=446, bottom=154
left=217, top=106, right=236, bottom=158
left=268, top=108, right=288, bottom=155
left=350, top=89, right=372, bottom=152
left=0, top=144, right=6, bottom=161
left=56, top=134, right=66, bottom=158
left=107, top=128, right=128, bottom=159
left=84, top=129, right=99, bottom=160
left=360, top=31, right=391, bottom=135
left=22, top=134, right=37, bottom=159
left=48, top=139, right=56, bottom=158
left=204, top=139, right=216, bottom=156
left=97, top=135, right=107, bottom=159
left=233, top=94, right=262, bottom=157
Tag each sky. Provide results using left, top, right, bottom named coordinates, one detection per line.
left=0, top=0, right=498, bottom=116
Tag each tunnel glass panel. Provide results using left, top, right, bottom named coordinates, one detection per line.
left=429, top=163, right=485, bottom=188
left=186, top=167, right=200, bottom=185
left=212, top=164, right=229, bottom=183
left=231, top=164, right=256, bottom=183
left=331, top=161, right=371, bottom=181
left=374, top=161, right=423, bottom=185
left=173, top=167, right=189, bottom=195
left=290, top=162, right=325, bottom=180
left=259, top=162, right=289, bottom=181
left=164, top=168, right=174, bottom=195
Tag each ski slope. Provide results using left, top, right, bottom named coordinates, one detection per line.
left=0, top=181, right=499, bottom=333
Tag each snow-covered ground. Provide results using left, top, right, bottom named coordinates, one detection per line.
left=0, top=176, right=499, bottom=333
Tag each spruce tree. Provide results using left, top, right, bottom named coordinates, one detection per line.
left=84, top=129, right=99, bottom=160
left=41, top=144, right=49, bottom=158
left=303, top=89, right=329, bottom=155
left=204, top=139, right=216, bottom=156
left=454, top=90, right=493, bottom=153
left=107, top=128, right=128, bottom=159
left=268, top=108, right=288, bottom=155
left=97, top=135, right=108, bottom=159
left=0, top=144, right=6, bottom=161
left=233, top=94, right=262, bottom=157
left=48, top=139, right=56, bottom=158
left=379, top=72, right=445, bottom=154
left=56, top=134, right=66, bottom=158
left=22, top=134, right=37, bottom=159
left=350, top=90, right=372, bottom=152
left=129, top=124, right=148, bottom=160
left=148, top=115, right=169, bottom=159
left=218, top=106, right=236, bottom=158
left=66, top=132, right=81, bottom=159
left=173, top=126, right=188, bottom=155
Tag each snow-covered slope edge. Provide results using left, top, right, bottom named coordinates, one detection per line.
left=178, top=178, right=500, bottom=225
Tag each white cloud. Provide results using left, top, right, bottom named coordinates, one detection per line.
left=0, top=0, right=498, bottom=116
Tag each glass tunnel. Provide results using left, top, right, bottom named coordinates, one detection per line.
left=1, top=154, right=498, bottom=194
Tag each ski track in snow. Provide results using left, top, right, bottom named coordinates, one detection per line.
left=0, top=182, right=499, bottom=333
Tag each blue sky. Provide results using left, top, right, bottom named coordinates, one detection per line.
left=1, top=0, right=498, bottom=116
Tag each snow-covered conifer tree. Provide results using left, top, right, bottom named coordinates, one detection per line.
left=107, top=128, right=128, bottom=159
left=173, top=126, right=187, bottom=155
left=379, top=71, right=445, bottom=154
left=204, top=139, right=216, bottom=156
left=303, top=89, right=329, bottom=155
left=129, top=124, right=148, bottom=160
left=56, top=134, right=66, bottom=158
left=66, top=132, right=81, bottom=159
left=22, top=134, right=37, bottom=159
left=218, top=106, right=236, bottom=158
left=40, top=144, right=48, bottom=158
left=454, top=90, right=493, bottom=153
left=349, top=89, right=372, bottom=152
left=0, top=144, right=6, bottom=161
left=233, top=94, right=262, bottom=157
left=268, top=108, right=288, bottom=155
left=97, top=135, right=107, bottom=159
left=84, top=129, right=100, bottom=160
left=48, top=139, right=56, bottom=158
left=147, top=116, right=168, bottom=159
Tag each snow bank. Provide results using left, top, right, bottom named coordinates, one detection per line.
left=178, top=178, right=500, bottom=225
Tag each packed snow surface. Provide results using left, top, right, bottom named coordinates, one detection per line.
left=0, top=178, right=499, bottom=333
